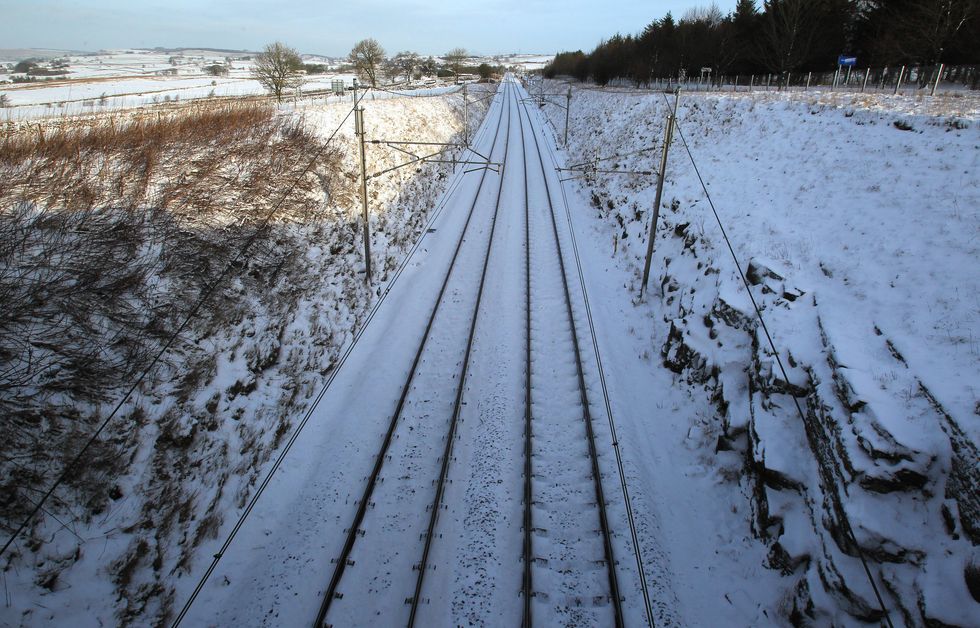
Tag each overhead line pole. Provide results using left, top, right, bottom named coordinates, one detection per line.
left=355, top=102, right=372, bottom=283
left=641, top=88, right=679, bottom=293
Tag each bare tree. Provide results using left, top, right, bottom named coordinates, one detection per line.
left=420, top=56, right=437, bottom=77
left=883, top=0, right=978, bottom=65
left=383, top=60, right=401, bottom=84
left=394, top=50, right=420, bottom=84
left=444, top=47, right=469, bottom=83
left=349, top=38, right=386, bottom=87
left=758, top=0, right=819, bottom=74
left=681, top=3, right=725, bottom=26
left=252, top=42, right=304, bottom=103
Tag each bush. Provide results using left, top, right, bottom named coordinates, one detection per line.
left=204, top=64, right=228, bottom=77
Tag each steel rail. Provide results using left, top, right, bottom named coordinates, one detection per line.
left=516, top=80, right=535, bottom=628
left=406, top=80, right=515, bottom=626
left=519, top=91, right=625, bottom=627
left=313, top=81, right=509, bottom=627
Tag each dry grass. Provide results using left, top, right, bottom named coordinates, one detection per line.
left=0, top=101, right=338, bottom=541
left=0, top=103, right=274, bottom=164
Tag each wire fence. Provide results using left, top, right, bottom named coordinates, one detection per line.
left=639, top=63, right=979, bottom=96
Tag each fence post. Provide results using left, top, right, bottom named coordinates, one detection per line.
left=734, top=75, right=738, bottom=92
left=894, top=65, right=905, bottom=94
left=879, top=66, right=887, bottom=91
left=832, top=66, right=840, bottom=90
left=749, top=74, right=754, bottom=91
left=931, top=63, right=944, bottom=96
left=766, top=74, right=771, bottom=91
left=642, top=88, right=679, bottom=294
left=805, top=71, right=811, bottom=91
left=355, top=105, right=372, bottom=283
left=861, top=67, right=870, bottom=92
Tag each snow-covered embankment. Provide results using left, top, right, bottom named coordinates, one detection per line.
left=0, top=87, right=491, bottom=625
left=541, top=82, right=979, bottom=625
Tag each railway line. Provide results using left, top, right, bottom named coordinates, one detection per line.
left=170, top=75, right=651, bottom=627
left=309, top=76, right=646, bottom=627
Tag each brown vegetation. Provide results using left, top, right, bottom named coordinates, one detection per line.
left=0, top=102, right=337, bottom=542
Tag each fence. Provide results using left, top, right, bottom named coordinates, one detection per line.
left=639, top=64, right=980, bottom=95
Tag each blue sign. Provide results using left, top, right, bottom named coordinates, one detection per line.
left=838, top=55, right=857, bottom=67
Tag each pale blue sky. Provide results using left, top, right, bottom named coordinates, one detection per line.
left=0, top=0, right=739, bottom=56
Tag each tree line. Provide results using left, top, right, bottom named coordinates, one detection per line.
left=252, top=40, right=507, bottom=102
left=544, top=0, right=980, bottom=85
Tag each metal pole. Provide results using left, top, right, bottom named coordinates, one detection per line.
left=894, top=65, right=905, bottom=94
left=861, top=67, right=870, bottom=92
left=931, top=63, right=944, bottom=96
left=641, top=88, right=678, bottom=292
left=805, top=71, right=811, bottom=91
left=880, top=66, right=888, bottom=91
left=463, top=82, right=468, bottom=145
left=845, top=65, right=852, bottom=85
left=832, top=66, right=840, bottom=90
left=355, top=105, right=372, bottom=282
left=766, top=74, right=771, bottom=91
left=733, top=75, right=738, bottom=92
left=352, top=77, right=358, bottom=105
left=749, top=74, right=754, bottom=91
left=564, top=86, right=571, bottom=146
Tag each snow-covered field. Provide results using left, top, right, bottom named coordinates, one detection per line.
left=536, top=79, right=979, bottom=624
left=0, top=48, right=475, bottom=121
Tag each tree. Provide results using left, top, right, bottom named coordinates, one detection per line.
left=252, top=42, right=303, bottom=103
left=444, top=47, right=468, bottom=83
left=419, top=56, right=437, bottom=77
left=864, top=0, right=979, bottom=65
left=383, top=60, right=401, bottom=84
left=477, top=63, right=493, bottom=80
left=204, top=64, right=229, bottom=77
left=13, top=60, right=38, bottom=74
left=350, top=38, right=386, bottom=87
left=394, top=51, right=420, bottom=83
left=758, top=0, right=821, bottom=73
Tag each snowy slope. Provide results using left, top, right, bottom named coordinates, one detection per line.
left=535, top=80, right=979, bottom=625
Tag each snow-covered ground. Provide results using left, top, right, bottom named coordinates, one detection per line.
left=0, top=48, right=474, bottom=121
left=535, top=79, right=979, bottom=625
left=174, top=77, right=788, bottom=628
left=3, top=53, right=976, bottom=625
left=0, top=83, right=492, bottom=626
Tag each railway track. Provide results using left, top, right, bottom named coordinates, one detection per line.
left=516, top=85, right=624, bottom=627
left=312, top=77, right=644, bottom=627
left=313, top=80, right=512, bottom=627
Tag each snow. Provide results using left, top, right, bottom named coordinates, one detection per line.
left=2, top=54, right=976, bottom=625
left=534, top=78, right=979, bottom=624
left=0, top=79, right=491, bottom=627
left=173, top=76, right=789, bottom=628
left=0, top=47, right=469, bottom=121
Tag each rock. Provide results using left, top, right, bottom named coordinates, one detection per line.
left=966, top=559, right=980, bottom=603
left=747, top=258, right=785, bottom=286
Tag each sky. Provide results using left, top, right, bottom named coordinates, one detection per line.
left=0, top=0, right=739, bottom=57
